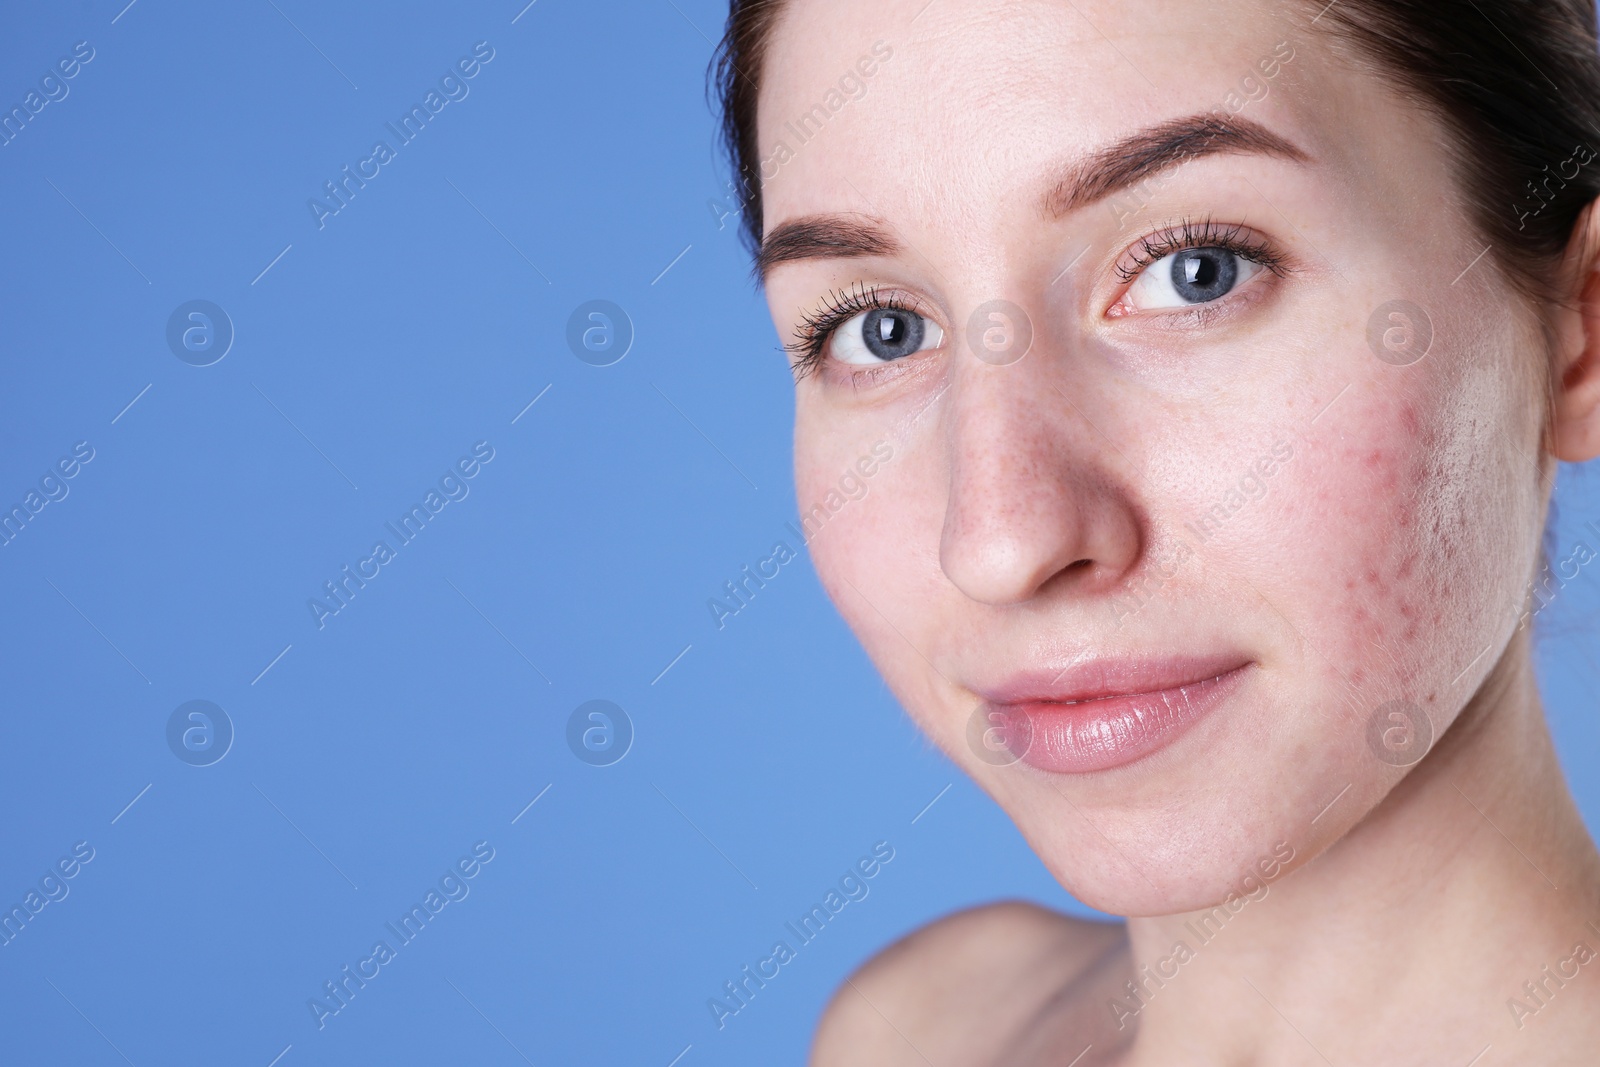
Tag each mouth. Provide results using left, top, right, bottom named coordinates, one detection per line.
left=975, top=655, right=1254, bottom=774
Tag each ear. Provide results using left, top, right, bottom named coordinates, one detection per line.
left=1550, top=199, right=1600, bottom=463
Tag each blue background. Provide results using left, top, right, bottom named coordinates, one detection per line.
left=1, top=2, right=1597, bottom=1064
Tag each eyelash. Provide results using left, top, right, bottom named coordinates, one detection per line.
left=1115, top=216, right=1289, bottom=283
left=784, top=282, right=930, bottom=381
left=787, top=218, right=1290, bottom=380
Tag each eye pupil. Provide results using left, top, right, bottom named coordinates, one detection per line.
left=1171, top=247, right=1237, bottom=302
left=862, top=308, right=924, bottom=360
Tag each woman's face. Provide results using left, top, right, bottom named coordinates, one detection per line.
left=758, top=0, right=1550, bottom=914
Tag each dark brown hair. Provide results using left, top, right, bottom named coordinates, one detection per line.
left=712, top=0, right=1600, bottom=300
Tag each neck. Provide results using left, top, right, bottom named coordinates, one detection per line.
left=1122, top=631, right=1600, bottom=1063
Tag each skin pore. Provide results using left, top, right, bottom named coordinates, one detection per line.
left=752, top=0, right=1600, bottom=1064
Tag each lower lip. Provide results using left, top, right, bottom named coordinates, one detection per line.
left=993, top=665, right=1251, bottom=774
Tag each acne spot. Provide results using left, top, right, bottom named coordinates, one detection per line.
left=1400, top=402, right=1422, bottom=437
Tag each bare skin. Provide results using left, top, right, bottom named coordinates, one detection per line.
left=749, top=0, right=1600, bottom=1063
left=810, top=636, right=1600, bottom=1064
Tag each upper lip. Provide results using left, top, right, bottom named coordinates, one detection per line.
left=974, top=654, right=1253, bottom=706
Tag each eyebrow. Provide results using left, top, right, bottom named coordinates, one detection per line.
left=756, top=114, right=1309, bottom=280
left=757, top=213, right=900, bottom=280
left=1044, top=114, right=1310, bottom=217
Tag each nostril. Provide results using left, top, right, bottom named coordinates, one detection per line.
left=1034, top=558, right=1094, bottom=594
left=1042, top=557, right=1095, bottom=594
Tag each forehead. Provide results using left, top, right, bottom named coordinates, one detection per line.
left=755, top=0, right=1381, bottom=232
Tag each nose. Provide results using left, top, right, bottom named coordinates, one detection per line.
left=938, top=350, right=1142, bottom=606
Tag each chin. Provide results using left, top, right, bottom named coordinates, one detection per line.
left=939, top=678, right=1387, bottom=917
left=1014, top=803, right=1312, bottom=917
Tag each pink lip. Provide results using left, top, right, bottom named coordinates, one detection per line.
left=976, top=655, right=1253, bottom=773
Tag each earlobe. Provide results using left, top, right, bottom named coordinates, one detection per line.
left=1550, top=201, right=1600, bottom=463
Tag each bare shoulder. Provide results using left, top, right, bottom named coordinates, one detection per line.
left=808, top=900, right=1127, bottom=1067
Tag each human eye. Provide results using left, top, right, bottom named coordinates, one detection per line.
left=1108, top=218, right=1290, bottom=318
left=832, top=305, right=944, bottom=365
left=786, top=284, right=944, bottom=380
